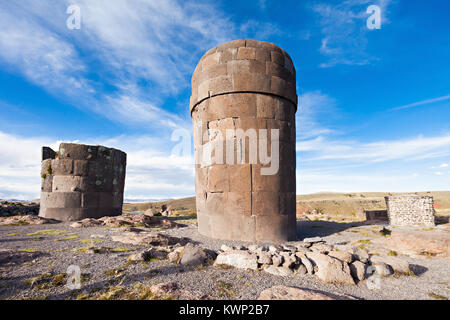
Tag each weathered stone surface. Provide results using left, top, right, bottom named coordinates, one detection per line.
left=350, top=261, right=366, bottom=282
left=333, top=245, right=369, bottom=263
left=263, top=265, right=294, bottom=277
left=111, top=231, right=189, bottom=247
left=168, top=247, right=184, bottom=263
left=303, top=237, right=324, bottom=243
left=305, top=252, right=355, bottom=285
left=70, top=218, right=103, bottom=228
left=294, top=246, right=311, bottom=258
left=372, top=262, right=394, bottom=277
left=100, top=214, right=180, bottom=229
left=192, top=39, right=297, bottom=242
left=297, top=264, right=307, bottom=275
left=129, top=248, right=168, bottom=262
left=257, top=285, right=356, bottom=300
left=220, top=244, right=233, bottom=252
left=310, top=243, right=333, bottom=254
left=370, top=255, right=410, bottom=274
left=328, top=250, right=353, bottom=264
left=257, top=252, right=272, bottom=265
left=272, top=254, right=283, bottom=267
left=179, top=243, right=216, bottom=266
left=214, top=250, right=258, bottom=270
left=281, top=253, right=296, bottom=269
left=300, top=257, right=314, bottom=275
left=0, top=215, right=59, bottom=226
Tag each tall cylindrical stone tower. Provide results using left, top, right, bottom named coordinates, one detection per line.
left=39, top=143, right=127, bottom=221
left=190, top=39, right=297, bottom=242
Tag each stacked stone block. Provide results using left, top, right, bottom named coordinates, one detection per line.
left=385, top=195, right=435, bottom=227
left=191, top=39, right=297, bottom=242
left=39, top=143, right=126, bottom=222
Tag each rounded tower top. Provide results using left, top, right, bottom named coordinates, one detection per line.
left=190, top=39, right=297, bottom=114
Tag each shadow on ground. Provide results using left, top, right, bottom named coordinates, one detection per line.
left=295, top=220, right=387, bottom=240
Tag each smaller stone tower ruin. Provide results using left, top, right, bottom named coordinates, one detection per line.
left=385, top=195, right=435, bottom=227
left=39, top=143, right=126, bottom=221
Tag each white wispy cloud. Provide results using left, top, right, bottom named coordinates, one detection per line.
left=297, top=134, right=450, bottom=163
left=0, top=1, right=236, bottom=130
left=296, top=91, right=339, bottom=139
left=240, top=20, right=282, bottom=40
left=0, top=4, right=91, bottom=96
left=312, top=0, right=391, bottom=68
left=388, top=94, right=450, bottom=111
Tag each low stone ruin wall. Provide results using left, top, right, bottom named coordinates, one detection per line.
left=385, top=195, right=435, bottom=227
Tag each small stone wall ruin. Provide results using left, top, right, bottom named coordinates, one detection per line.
left=385, top=195, right=435, bottom=227
left=39, top=143, right=126, bottom=221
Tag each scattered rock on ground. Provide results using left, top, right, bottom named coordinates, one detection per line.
left=257, top=252, right=272, bottom=265
left=350, top=261, right=366, bottom=282
left=263, top=265, right=294, bottom=277
left=306, top=252, right=355, bottom=285
left=371, top=262, right=394, bottom=277
left=179, top=243, right=216, bottom=266
left=70, top=214, right=181, bottom=229
left=303, top=237, right=324, bottom=243
left=300, top=257, right=314, bottom=275
left=328, top=250, right=353, bottom=264
left=310, top=243, right=333, bottom=254
left=370, top=256, right=411, bottom=274
left=0, top=215, right=59, bottom=226
left=111, top=230, right=189, bottom=247
left=214, top=250, right=258, bottom=270
left=129, top=248, right=168, bottom=262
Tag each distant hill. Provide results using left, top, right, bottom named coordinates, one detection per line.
left=123, top=191, right=450, bottom=217
left=123, top=196, right=196, bottom=213
left=296, top=191, right=450, bottom=217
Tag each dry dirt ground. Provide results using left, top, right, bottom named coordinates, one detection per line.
left=0, top=216, right=448, bottom=300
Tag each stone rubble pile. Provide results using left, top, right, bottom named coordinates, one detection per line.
left=213, top=237, right=412, bottom=285
left=144, top=204, right=173, bottom=217
left=97, top=224, right=414, bottom=287
left=70, top=214, right=181, bottom=229
left=0, top=215, right=59, bottom=226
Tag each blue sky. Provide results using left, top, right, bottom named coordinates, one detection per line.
left=0, top=0, right=449, bottom=200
